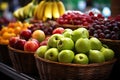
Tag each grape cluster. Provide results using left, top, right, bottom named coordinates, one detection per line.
left=56, top=11, right=93, bottom=26
left=88, top=17, right=120, bottom=40
left=28, top=21, right=57, bottom=35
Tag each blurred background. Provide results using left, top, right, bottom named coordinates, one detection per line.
left=0, top=0, right=119, bottom=23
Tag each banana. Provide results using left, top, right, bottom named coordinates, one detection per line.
left=28, top=4, right=36, bottom=18
left=57, top=0, right=65, bottom=16
left=44, top=0, right=53, bottom=19
left=17, top=7, right=24, bottom=19
left=36, top=0, right=46, bottom=20
left=33, top=5, right=38, bottom=18
left=13, top=8, right=21, bottom=19
left=52, top=0, right=60, bottom=19
left=23, top=2, right=33, bottom=18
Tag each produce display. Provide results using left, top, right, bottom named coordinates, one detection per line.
left=36, top=27, right=115, bottom=64
left=34, top=0, right=65, bottom=21
left=0, top=21, right=31, bottom=45
left=13, top=0, right=38, bottom=20
left=0, top=0, right=119, bottom=79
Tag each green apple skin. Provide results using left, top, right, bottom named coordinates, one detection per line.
left=73, top=53, right=89, bottom=64
left=72, top=27, right=89, bottom=42
left=47, top=34, right=64, bottom=48
left=90, top=37, right=102, bottom=50
left=89, top=50, right=105, bottom=63
left=63, top=31, right=73, bottom=39
left=101, top=48, right=114, bottom=61
left=58, top=50, right=75, bottom=63
left=44, top=48, right=59, bottom=61
left=35, top=46, right=48, bottom=58
left=57, top=37, right=74, bottom=51
left=75, top=38, right=91, bottom=53
left=62, top=28, right=73, bottom=38
left=62, top=28, right=73, bottom=34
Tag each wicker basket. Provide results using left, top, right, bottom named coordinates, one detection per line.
left=99, top=38, right=120, bottom=79
left=56, top=24, right=87, bottom=30
left=8, top=45, right=38, bottom=75
left=34, top=53, right=116, bottom=80
left=0, top=44, right=12, bottom=65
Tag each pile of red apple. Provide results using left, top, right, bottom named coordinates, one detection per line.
left=9, top=26, right=65, bottom=52
left=36, top=27, right=115, bottom=64
left=9, top=29, right=47, bottom=52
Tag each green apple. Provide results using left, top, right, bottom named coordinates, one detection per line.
left=47, top=34, right=64, bottom=48
left=44, top=48, right=59, bottom=61
left=62, top=31, right=73, bottom=38
left=35, top=46, right=48, bottom=58
left=90, top=37, right=102, bottom=50
left=73, top=53, right=89, bottom=64
left=62, top=28, right=73, bottom=33
left=57, top=37, right=74, bottom=51
left=89, top=50, right=105, bottom=63
left=62, top=28, right=73, bottom=38
left=75, top=38, right=91, bottom=53
left=72, top=27, right=89, bottom=42
left=101, top=48, right=114, bottom=61
left=58, top=50, right=75, bottom=63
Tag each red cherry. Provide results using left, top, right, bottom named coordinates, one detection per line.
left=89, top=12, right=94, bottom=16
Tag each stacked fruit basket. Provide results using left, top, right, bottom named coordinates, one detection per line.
left=0, top=0, right=120, bottom=80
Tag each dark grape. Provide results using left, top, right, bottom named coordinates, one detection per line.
left=99, top=33, right=105, bottom=39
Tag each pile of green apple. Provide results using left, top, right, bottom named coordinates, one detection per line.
left=35, top=27, right=115, bottom=64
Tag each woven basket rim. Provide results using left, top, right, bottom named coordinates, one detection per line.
left=0, top=44, right=8, bottom=46
left=99, top=38, right=120, bottom=42
left=34, top=53, right=117, bottom=67
left=56, top=24, right=86, bottom=28
left=8, top=45, right=34, bottom=54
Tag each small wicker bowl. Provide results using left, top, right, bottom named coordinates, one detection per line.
left=0, top=44, right=12, bottom=65
left=34, top=53, right=116, bottom=80
left=8, top=45, right=38, bottom=75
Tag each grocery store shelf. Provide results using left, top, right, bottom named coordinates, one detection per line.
left=0, top=62, right=36, bottom=80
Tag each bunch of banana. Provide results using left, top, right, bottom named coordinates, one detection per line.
left=34, top=0, right=66, bottom=22
left=13, top=0, right=38, bottom=20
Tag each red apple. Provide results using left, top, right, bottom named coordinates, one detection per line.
left=9, top=36, right=19, bottom=48
left=24, top=40, right=39, bottom=52
left=32, top=30, right=45, bottom=42
left=14, top=39, right=26, bottom=50
left=40, top=40, right=48, bottom=46
left=52, top=27, right=65, bottom=34
left=29, top=38, right=40, bottom=45
left=20, top=29, right=32, bottom=40
left=45, top=36, right=50, bottom=41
